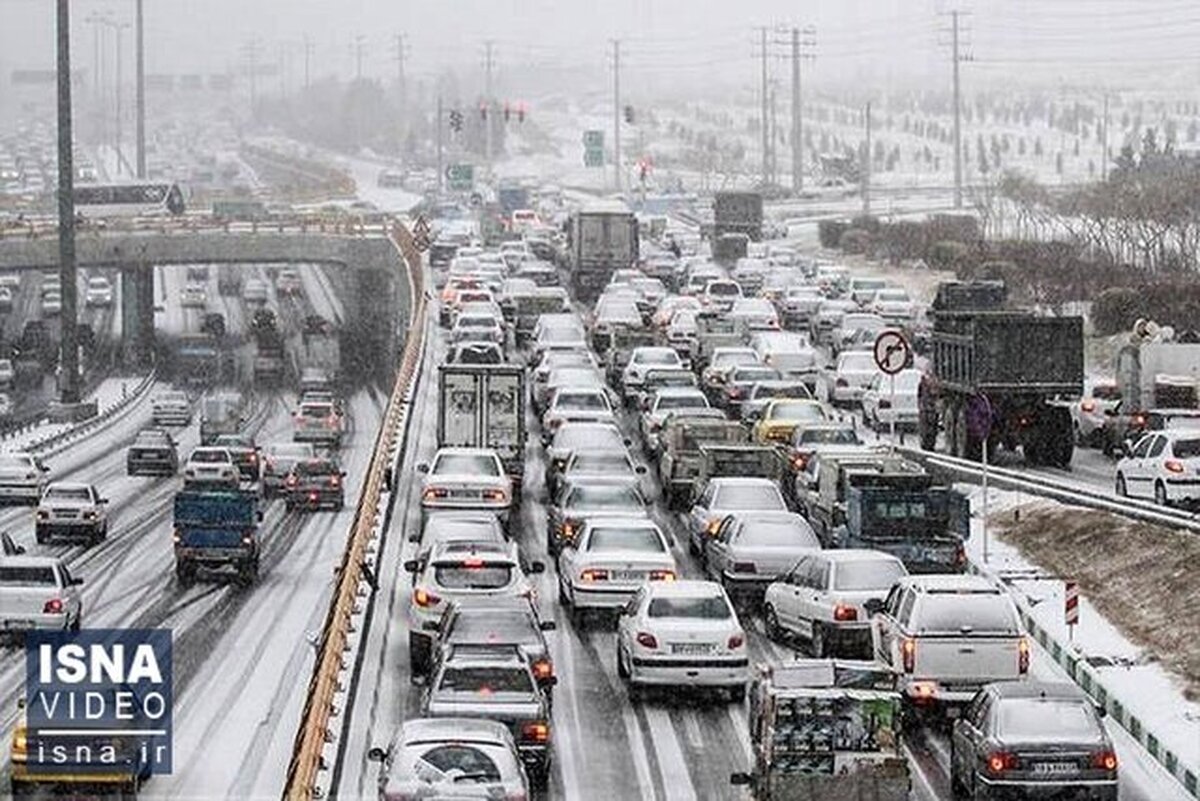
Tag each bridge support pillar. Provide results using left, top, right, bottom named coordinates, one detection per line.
left=120, top=265, right=155, bottom=368
left=344, top=269, right=397, bottom=382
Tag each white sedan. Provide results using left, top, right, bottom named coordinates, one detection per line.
left=1116, top=429, right=1200, bottom=506
left=182, top=447, right=239, bottom=488
left=616, top=579, right=748, bottom=700
left=861, top=368, right=921, bottom=431
left=557, top=517, right=677, bottom=618
left=418, top=447, right=514, bottom=525
left=0, top=451, right=49, bottom=504
left=621, top=347, right=687, bottom=401
left=819, top=350, right=881, bottom=407
left=35, top=482, right=108, bottom=545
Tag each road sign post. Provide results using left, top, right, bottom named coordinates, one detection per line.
left=1065, top=580, right=1079, bottom=641
left=445, top=163, right=474, bottom=192
left=873, top=331, right=910, bottom=451
left=583, top=130, right=604, bottom=168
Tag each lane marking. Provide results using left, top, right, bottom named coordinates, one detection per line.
left=586, top=629, right=658, bottom=800
left=643, top=705, right=700, bottom=801
left=903, top=742, right=942, bottom=801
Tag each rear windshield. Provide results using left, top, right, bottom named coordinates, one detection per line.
left=753, top=385, right=809, bottom=400
left=568, top=485, right=642, bottom=508
left=296, top=462, right=338, bottom=476
left=1173, top=439, right=1200, bottom=459
left=43, top=487, right=91, bottom=503
left=647, top=596, right=731, bottom=620
left=434, top=454, right=500, bottom=476
left=769, top=403, right=825, bottom=422
left=918, top=594, right=1019, bottom=634
left=841, top=353, right=877, bottom=371
left=835, top=560, right=907, bottom=591
left=709, top=282, right=740, bottom=296
left=0, top=566, right=57, bottom=586
left=191, top=450, right=229, bottom=464
left=439, top=666, right=533, bottom=694
left=635, top=351, right=678, bottom=365
left=587, top=527, right=664, bottom=552
left=557, top=392, right=608, bottom=411
left=714, top=485, right=785, bottom=510
left=658, top=394, right=708, bottom=410
left=301, top=404, right=334, bottom=418
left=997, top=699, right=1099, bottom=740
left=800, top=428, right=859, bottom=446
left=0, top=455, right=33, bottom=470
left=434, top=564, right=513, bottom=590
left=739, top=520, right=818, bottom=548
left=414, top=744, right=502, bottom=782
left=1092, top=385, right=1121, bottom=401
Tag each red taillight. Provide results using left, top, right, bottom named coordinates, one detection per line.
left=308, top=491, right=319, bottom=502
left=482, top=488, right=507, bottom=502
left=414, top=588, right=440, bottom=608
left=462, top=557, right=484, bottom=568
left=986, top=751, right=1019, bottom=775
left=326, top=416, right=338, bottom=428
left=731, top=562, right=756, bottom=574
left=648, top=569, right=676, bottom=582
left=520, top=721, right=550, bottom=743
left=1165, top=459, right=1185, bottom=474
left=422, top=488, right=448, bottom=501
left=329, top=475, right=341, bottom=488
left=954, top=542, right=967, bottom=566
left=833, top=604, right=858, bottom=622
left=635, top=631, right=659, bottom=649
left=43, top=598, right=64, bottom=614
left=285, top=475, right=298, bottom=488
left=727, top=633, right=745, bottom=650
left=901, top=638, right=916, bottom=673
left=532, top=659, right=553, bottom=680
left=791, top=452, right=810, bottom=471
left=1081, top=399, right=1097, bottom=413
left=727, top=386, right=746, bottom=399
left=248, top=453, right=257, bottom=463
left=580, top=568, right=609, bottom=583
left=1092, top=750, right=1118, bottom=772
left=1018, top=636, right=1030, bottom=674
left=1133, top=413, right=1147, bottom=428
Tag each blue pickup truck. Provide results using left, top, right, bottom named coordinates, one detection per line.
left=173, top=489, right=262, bottom=586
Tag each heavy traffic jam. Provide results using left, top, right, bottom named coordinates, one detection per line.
left=363, top=188, right=1127, bottom=801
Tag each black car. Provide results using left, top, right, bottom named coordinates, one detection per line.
left=950, top=681, right=1118, bottom=801
left=126, top=428, right=179, bottom=476
left=284, top=458, right=346, bottom=511
left=422, top=596, right=556, bottom=695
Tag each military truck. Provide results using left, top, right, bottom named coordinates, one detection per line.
left=568, top=201, right=639, bottom=301
left=659, top=414, right=751, bottom=508
left=918, top=281, right=1083, bottom=466
left=730, top=660, right=909, bottom=801
left=806, top=451, right=970, bottom=573
left=714, top=191, right=764, bottom=241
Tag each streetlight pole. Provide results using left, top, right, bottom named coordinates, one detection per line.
left=135, top=0, right=146, bottom=179
left=55, top=0, right=80, bottom=404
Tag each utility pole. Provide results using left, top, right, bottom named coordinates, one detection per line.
left=759, top=26, right=770, bottom=188
left=1101, top=92, right=1110, bottom=181
left=611, top=39, right=621, bottom=192
left=769, top=82, right=778, bottom=186
left=244, top=39, right=261, bottom=118
left=85, top=12, right=110, bottom=147
left=863, top=101, right=872, bottom=215
left=110, top=21, right=129, bottom=177
left=436, top=95, right=444, bottom=193
left=354, top=35, right=365, bottom=80
left=786, top=26, right=815, bottom=195
left=55, top=0, right=80, bottom=404
left=951, top=9, right=964, bottom=209
left=483, top=40, right=496, bottom=175
left=135, top=0, right=145, bottom=179
left=303, top=36, right=313, bottom=90
left=394, top=34, right=407, bottom=112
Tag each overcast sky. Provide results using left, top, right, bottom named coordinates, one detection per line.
left=2, top=0, right=1199, bottom=94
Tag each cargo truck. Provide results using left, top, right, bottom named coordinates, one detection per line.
left=730, top=660, right=909, bottom=801
left=438, top=364, right=527, bottom=490
left=172, top=488, right=262, bottom=586
left=918, top=281, right=1083, bottom=466
left=714, top=191, right=764, bottom=241
left=568, top=202, right=639, bottom=301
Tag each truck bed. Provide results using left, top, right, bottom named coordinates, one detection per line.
left=931, top=312, right=1083, bottom=395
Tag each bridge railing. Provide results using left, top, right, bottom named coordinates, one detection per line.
left=281, top=218, right=426, bottom=800
left=0, top=212, right=400, bottom=241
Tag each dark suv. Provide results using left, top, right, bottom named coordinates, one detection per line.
left=284, top=458, right=346, bottom=511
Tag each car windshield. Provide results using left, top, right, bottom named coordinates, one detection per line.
left=191, top=450, right=229, bottom=464
left=568, top=485, right=641, bottom=508
left=1173, top=439, right=1200, bottom=459
left=301, top=404, right=334, bottom=418
left=438, top=666, right=533, bottom=694
left=647, top=596, right=731, bottom=619
left=753, top=385, right=808, bottom=400
left=413, top=744, right=502, bottom=783
left=1092, top=384, right=1121, bottom=401
left=733, top=368, right=779, bottom=383
left=918, top=595, right=1019, bottom=634
left=0, top=566, right=57, bottom=586
left=434, top=564, right=513, bottom=590
left=434, top=454, right=500, bottom=475
left=657, top=394, right=707, bottom=410
left=739, top=520, right=817, bottom=548
left=44, top=487, right=91, bottom=503
left=713, top=352, right=757, bottom=368
left=769, top=403, right=825, bottom=422
left=834, top=559, right=907, bottom=591
left=569, top=453, right=630, bottom=473
left=556, top=427, right=622, bottom=449
left=296, top=461, right=337, bottom=476
left=459, top=317, right=496, bottom=328
left=714, top=485, right=785, bottom=510
left=269, top=444, right=313, bottom=459
left=709, top=282, right=739, bottom=296
left=587, top=527, right=664, bottom=552
left=800, top=428, right=860, bottom=445
left=636, top=351, right=677, bottom=365
left=997, top=699, right=1099, bottom=740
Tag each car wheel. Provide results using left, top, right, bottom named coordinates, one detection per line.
left=810, top=622, right=828, bottom=658
left=617, top=644, right=630, bottom=679
left=1155, top=481, right=1169, bottom=507
left=1115, top=473, right=1127, bottom=497
left=69, top=611, right=81, bottom=632
left=764, top=605, right=784, bottom=642
left=728, top=684, right=746, bottom=704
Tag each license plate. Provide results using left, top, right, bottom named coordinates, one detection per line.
left=449, top=489, right=479, bottom=499
left=1032, top=762, right=1078, bottom=775
left=612, top=570, right=642, bottom=581
left=3, top=620, right=34, bottom=630
left=671, top=643, right=713, bottom=655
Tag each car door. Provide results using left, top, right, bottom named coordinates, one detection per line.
left=1124, top=433, right=1158, bottom=497
left=57, top=564, right=80, bottom=618
left=874, top=585, right=906, bottom=664
left=705, top=517, right=737, bottom=580
left=689, top=484, right=715, bottom=542
left=795, top=558, right=830, bottom=637
left=953, top=692, right=993, bottom=782
left=1141, top=434, right=1168, bottom=498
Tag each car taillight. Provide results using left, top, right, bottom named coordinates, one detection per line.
left=532, top=659, right=554, bottom=681
left=986, top=751, right=1019, bottom=775
left=1081, top=399, right=1097, bottom=413
left=635, top=631, right=659, bottom=649
left=1165, top=459, right=1185, bottom=474
left=901, top=638, right=916, bottom=673
left=727, top=386, right=745, bottom=399
left=326, top=416, right=339, bottom=428
left=241, top=530, right=254, bottom=545
left=727, top=633, right=745, bottom=650
left=549, top=418, right=564, bottom=430
left=791, top=453, right=809, bottom=471
left=422, top=488, right=448, bottom=501
left=248, top=453, right=258, bottom=463
left=731, top=562, right=756, bottom=574
left=1092, top=750, right=1118, bottom=772
left=520, top=721, right=550, bottom=743
left=264, top=459, right=275, bottom=473
left=1018, top=636, right=1030, bottom=674
left=329, top=475, right=341, bottom=488
left=954, top=542, right=966, bottom=566
left=286, top=475, right=298, bottom=488
left=1133, top=413, right=1147, bottom=428
left=833, top=604, right=858, bottom=622
left=482, top=488, right=508, bottom=502
left=36, top=510, right=49, bottom=521
left=308, top=491, right=319, bottom=502
left=580, top=568, right=608, bottom=582
left=414, top=588, right=440, bottom=608
left=649, top=569, right=676, bottom=581
left=172, top=528, right=181, bottom=544
left=706, top=518, right=722, bottom=536
left=43, top=598, right=64, bottom=614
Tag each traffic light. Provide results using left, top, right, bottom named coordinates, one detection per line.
left=624, top=104, right=635, bottom=124
left=504, top=101, right=511, bottom=122
left=479, top=102, right=488, bottom=121
left=448, top=109, right=463, bottom=133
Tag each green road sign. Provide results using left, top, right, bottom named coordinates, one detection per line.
left=584, top=148, right=604, bottom=168
left=582, top=130, right=604, bottom=148
left=445, top=163, right=474, bottom=191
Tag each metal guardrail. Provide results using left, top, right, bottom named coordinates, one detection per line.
left=0, top=213, right=395, bottom=241
left=31, top=371, right=157, bottom=457
left=282, top=218, right=426, bottom=800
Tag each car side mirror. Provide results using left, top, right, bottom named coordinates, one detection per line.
left=730, top=772, right=753, bottom=787
left=623, top=437, right=633, bottom=447
left=366, top=746, right=387, bottom=763
left=422, top=620, right=440, bottom=632
left=527, top=561, right=546, bottom=574
left=540, top=620, right=557, bottom=631
left=864, top=598, right=885, bottom=616
left=98, top=498, right=109, bottom=504
left=1095, top=703, right=1107, bottom=719
left=39, top=464, right=49, bottom=473
left=416, top=463, right=430, bottom=474
left=635, top=464, right=647, bottom=475
left=1121, top=439, right=1134, bottom=457
left=403, top=559, right=420, bottom=573
left=544, top=675, right=559, bottom=687
left=70, top=577, right=84, bottom=586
